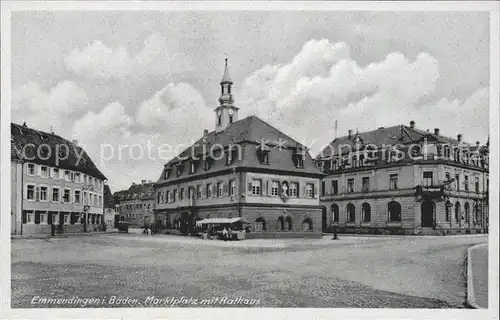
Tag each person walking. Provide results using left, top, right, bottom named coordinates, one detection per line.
left=222, top=227, right=228, bottom=241
left=228, top=227, right=233, bottom=241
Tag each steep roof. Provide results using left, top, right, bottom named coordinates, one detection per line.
left=317, top=124, right=479, bottom=159
left=221, top=58, right=233, bottom=83
left=113, top=182, right=155, bottom=202
left=10, top=122, right=106, bottom=180
left=157, top=115, right=323, bottom=185
left=103, top=184, right=115, bottom=208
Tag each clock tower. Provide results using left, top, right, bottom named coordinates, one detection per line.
left=215, top=58, right=239, bottom=132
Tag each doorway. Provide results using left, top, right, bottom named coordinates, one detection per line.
left=421, top=200, right=435, bottom=228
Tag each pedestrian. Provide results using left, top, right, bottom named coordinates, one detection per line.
left=228, top=227, right=233, bottom=241
left=222, top=227, right=228, bottom=241
left=151, top=223, right=155, bottom=235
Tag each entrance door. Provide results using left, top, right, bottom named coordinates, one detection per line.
left=421, top=200, right=434, bottom=228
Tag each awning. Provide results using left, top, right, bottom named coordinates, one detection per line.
left=195, top=217, right=251, bottom=227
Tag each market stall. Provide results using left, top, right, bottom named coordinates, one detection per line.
left=195, top=217, right=251, bottom=240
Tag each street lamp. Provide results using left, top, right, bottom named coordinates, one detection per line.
left=82, top=205, right=90, bottom=232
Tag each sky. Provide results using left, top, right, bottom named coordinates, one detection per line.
left=10, top=11, right=491, bottom=192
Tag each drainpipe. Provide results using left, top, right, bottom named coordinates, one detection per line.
left=20, top=162, right=24, bottom=236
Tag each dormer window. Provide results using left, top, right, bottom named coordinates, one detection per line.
left=257, top=144, right=270, bottom=165
left=226, top=147, right=239, bottom=165
left=412, top=146, right=421, bottom=157
left=293, top=146, right=305, bottom=168
left=164, top=166, right=172, bottom=179
left=176, top=163, right=184, bottom=177
left=205, top=156, right=213, bottom=171
left=189, top=161, right=197, bottom=174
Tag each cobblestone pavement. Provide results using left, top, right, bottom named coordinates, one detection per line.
left=469, top=244, right=488, bottom=308
left=11, top=234, right=487, bottom=308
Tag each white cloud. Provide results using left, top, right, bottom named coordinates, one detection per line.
left=238, top=39, right=487, bottom=154
left=72, top=82, right=212, bottom=191
left=64, top=33, right=191, bottom=79
left=11, top=80, right=89, bottom=137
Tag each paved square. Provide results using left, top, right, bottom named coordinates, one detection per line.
left=11, top=234, right=487, bottom=308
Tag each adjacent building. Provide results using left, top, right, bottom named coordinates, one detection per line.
left=153, top=60, right=324, bottom=238
left=11, top=122, right=107, bottom=236
left=315, top=122, right=489, bottom=235
left=114, top=180, right=155, bottom=227
left=103, top=184, right=119, bottom=228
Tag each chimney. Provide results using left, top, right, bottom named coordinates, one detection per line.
left=434, top=128, right=440, bottom=136
left=141, top=179, right=146, bottom=184
left=72, top=139, right=78, bottom=146
left=203, top=129, right=208, bottom=137
left=457, top=134, right=462, bottom=142
left=348, top=129, right=353, bottom=138
left=409, top=120, right=415, bottom=129
left=476, top=141, right=480, bottom=147
left=23, top=122, right=27, bottom=127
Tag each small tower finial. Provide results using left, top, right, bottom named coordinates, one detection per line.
left=225, top=57, right=228, bottom=66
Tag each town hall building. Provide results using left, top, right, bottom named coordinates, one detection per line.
left=153, top=60, right=324, bottom=238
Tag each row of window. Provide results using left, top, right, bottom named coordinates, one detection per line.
left=26, top=163, right=102, bottom=189
left=120, top=203, right=152, bottom=210
left=330, top=201, right=401, bottom=223
left=163, top=149, right=306, bottom=180
left=319, top=145, right=488, bottom=172
left=23, top=211, right=102, bottom=225
left=252, top=217, right=313, bottom=232
left=157, top=180, right=238, bottom=204
left=250, top=180, right=316, bottom=198
left=322, top=171, right=486, bottom=196
left=445, top=201, right=482, bottom=223
left=25, top=184, right=102, bottom=207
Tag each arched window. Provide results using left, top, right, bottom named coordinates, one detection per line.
left=455, top=202, right=461, bottom=222
left=362, top=203, right=371, bottom=222
left=254, top=217, right=266, bottom=231
left=474, top=202, right=481, bottom=222
left=347, top=203, right=355, bottom=222
left=445, top=201, right=452, bottom=222
left=388, top=201, right=401, bottom=222
left=352, top=156, right=358, bottom=168
left=277, top=216, right=285, bottom=231
left=464, top=203, right=470, bottom=222
left=285, top=216, right=293, bottom=230
left=331, top=204, right=339, bottom=222
left=302, top=218, right=313, bottom=231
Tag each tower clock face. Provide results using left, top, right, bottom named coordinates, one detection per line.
left=228, top=109, right=234, bottom=115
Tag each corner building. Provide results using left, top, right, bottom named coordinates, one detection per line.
left=315, top=122, right=489, bottom=235
left=11, top=123, right=107, bottom=236
left=154, top=60, right=324, bottom=238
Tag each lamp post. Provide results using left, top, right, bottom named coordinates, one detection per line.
left=82, top=205, right=90, bottom=233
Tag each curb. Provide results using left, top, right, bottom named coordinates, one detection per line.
left=466, top=243, right=488, bottom=309
left=11, top=231, right=118, bottom=240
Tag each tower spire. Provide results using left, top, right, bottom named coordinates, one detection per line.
left=221, top=58, right=233, bottom=84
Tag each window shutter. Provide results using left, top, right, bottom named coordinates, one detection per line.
left=22, top=211, right=27, bottom=224
left=35, top=211, right=40, bottom=224
left=35, top=186, right=40, bottom=201
left=300, top=184, right=306, bottom=198
left=48, top=212, right=53, bottom=224
left=223, top=182, right=228, bottom=196
left=265, top=180, right=270, bottom=196
left=248, top=182, right=252, bottom=194
left=313, top=184, right=317, bottom=198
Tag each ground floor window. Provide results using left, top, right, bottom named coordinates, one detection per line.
left=40, top=213, right=47, bottom=224
left=302, top=218, right=313, bottom=231
left=254, top=217, right=266, bottom=231
left=362, top=203, right=371, bottom=222
left=464, top=202, right=470, bottom=222
left=277, top=216, right=284, bottom=231
left=387, top=201, right=401, bottom=222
